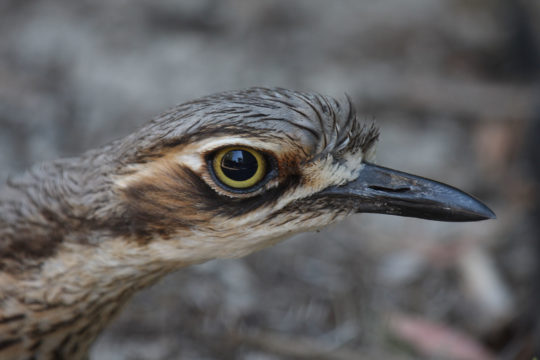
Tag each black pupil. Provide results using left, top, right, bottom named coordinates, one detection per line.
left=221, top=150, right=258, bottom=181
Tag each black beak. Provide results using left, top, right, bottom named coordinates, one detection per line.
left=320, top=162, right=495, bottom=222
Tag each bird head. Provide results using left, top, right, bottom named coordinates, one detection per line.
left=0, top=87, right=495, bottom=360
left=112, top=88, right=494, bottom=263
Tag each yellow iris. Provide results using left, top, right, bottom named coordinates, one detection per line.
left=212, top=146, right=267, bottom=189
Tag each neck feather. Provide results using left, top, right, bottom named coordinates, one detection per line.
left=0, top=146, right=148, bottom=359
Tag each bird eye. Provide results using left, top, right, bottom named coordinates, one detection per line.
left=211, top=146, right=267, bottom=190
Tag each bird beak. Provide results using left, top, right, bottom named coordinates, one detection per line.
left=320, top=162, right=495, bottom=221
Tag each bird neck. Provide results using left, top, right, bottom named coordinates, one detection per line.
left=0, top=147, right=170, bottom=359
left=0, top=148, right=121, bottom=270
left=0, top=242, right=171, bottom=359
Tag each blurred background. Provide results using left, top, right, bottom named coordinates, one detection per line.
left=0, top=0, right=538, bottom=359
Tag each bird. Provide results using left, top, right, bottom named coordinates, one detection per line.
left=0, top=87, right=495, bottom=360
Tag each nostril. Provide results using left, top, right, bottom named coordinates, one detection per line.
left=369, top=185, right=410, bottom=193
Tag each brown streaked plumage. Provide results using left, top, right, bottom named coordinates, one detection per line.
left=0, top=87, right=494, bottom=359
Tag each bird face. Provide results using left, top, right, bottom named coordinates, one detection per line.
left=114, top=88, right=494, bottom=262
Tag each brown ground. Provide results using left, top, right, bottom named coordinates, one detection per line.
left=0, top=1, right=538, bottom=359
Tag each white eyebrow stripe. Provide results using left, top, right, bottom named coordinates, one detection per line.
left=174, top=137, right=287, bottom=173
left=175, top=153, right=203, bottom=172
left=192, top=137, right=263, bottom=152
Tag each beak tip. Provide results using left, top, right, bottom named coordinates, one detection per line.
left=482, top=207, right=496, bottom=220
left=465, top=200, right=496, bottom=221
